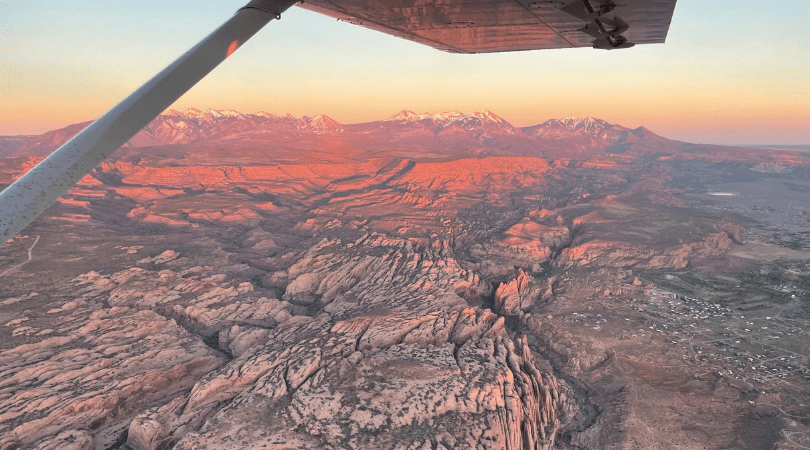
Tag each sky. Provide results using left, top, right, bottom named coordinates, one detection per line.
left=0, top=0, right=808, bottom=145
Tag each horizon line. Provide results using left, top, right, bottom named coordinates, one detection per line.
left=2, top=108, right=808, bottom=148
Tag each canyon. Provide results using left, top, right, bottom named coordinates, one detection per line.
left=1, top=110, right=809, bottom=450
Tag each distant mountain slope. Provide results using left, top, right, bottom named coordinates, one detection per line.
left=3, top=109, right=808, bottom=168
left=3, top=109, right=646, bottom=158
left=0, top=135, right=33, bottom=158
left=9, top=121, right=93, bottom=158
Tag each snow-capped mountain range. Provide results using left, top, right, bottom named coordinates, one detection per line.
left=386, top=110, right=465, bottom=123
left=387, top=109, right=513, bottom=130
left=1, top=108, right=669, bottom=158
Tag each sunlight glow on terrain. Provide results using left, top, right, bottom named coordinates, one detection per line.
left=0, top=0, right=808, bottom=144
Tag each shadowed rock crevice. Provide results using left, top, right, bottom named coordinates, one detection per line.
left=200, top=330, right=229, bottom=358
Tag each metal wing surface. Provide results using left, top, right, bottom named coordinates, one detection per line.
left=297, top=0, right=677, bottom=53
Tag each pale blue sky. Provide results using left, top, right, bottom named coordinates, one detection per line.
left=1, top=0, right=808, bottom=144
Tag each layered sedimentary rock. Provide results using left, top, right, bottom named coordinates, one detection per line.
left=122, top=234, right=575, bottom=449
left=0, top=230, right=576, bottom=449
left=0, top=306, right=223, bottom=449
left=554, top=228, right=736, bottom=270
left=72, top=254, right=295, bottom=337
left=129, top=306, right=573, bottom=450
left=5, top=112, right=800, bottom=450
left=173, top=335, right=573, bottom=450
left=472, top=218, right=572, bottom=268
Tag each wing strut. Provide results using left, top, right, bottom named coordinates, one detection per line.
left=0, top=0, right=298, bottom=243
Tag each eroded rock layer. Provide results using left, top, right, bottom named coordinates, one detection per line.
left=4, top=130, right=806, bottom=450
left=0, top=306, right=223, bottom=449
left=123, top=235, right=575, bottom=449
left=1, top=233, right=576, bottom=450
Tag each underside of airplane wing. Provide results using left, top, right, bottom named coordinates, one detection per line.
left=298, top=0, right=677, bottom=52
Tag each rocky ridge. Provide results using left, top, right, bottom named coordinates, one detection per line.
left=0, top=231, right=579, bottom=449
left=0, top=304, right=223, bottom=449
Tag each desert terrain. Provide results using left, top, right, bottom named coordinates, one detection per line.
left=1, top=109, right=809, bottom=449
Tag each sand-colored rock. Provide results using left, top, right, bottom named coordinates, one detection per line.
left=32, top=430, right=93, bottom=450
left=117, top=236, right=575, bottom=449
left=495, top=269, right=543, bottom=315
left=172, top=332, right=573, bottom=450
left=0, top=307, right=223, bottom=449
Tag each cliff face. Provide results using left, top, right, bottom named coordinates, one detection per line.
left=553, top=225, right=738, bottom=270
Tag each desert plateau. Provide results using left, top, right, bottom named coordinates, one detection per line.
left=1, top=109, right=809, bottom=450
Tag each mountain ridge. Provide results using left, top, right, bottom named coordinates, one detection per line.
left=0, top=108, right=646, bottom=157
left=1, top=109, right=808, bottom=169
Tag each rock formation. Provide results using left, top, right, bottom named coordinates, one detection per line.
left=3, top=112, right=794, bottom=449
left=0, top=232, right=576, bottom=449
left=121, top=235, right=575, bottom=449
left=0, top=306, right=223, bottom=449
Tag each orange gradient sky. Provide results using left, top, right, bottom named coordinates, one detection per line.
left=1, top=0, right=808, bottom=145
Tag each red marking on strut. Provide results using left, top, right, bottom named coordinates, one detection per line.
left=226, top=40, right=239, bottom=57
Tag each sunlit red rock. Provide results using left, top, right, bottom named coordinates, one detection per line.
left=2, top=108, right=808, bottom=450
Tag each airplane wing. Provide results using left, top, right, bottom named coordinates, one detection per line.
left=298, top=0, right=677, bottom=52
left=0, top=0, right=298, bottom=244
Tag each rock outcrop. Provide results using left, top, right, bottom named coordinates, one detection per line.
left=554, top=228, right=738, bottom=270
left=0, top=306, right=223, bottom=449
left=0, top=231, right=576, bottom=450
left=495, top=269, right=546, bottom=315
left=121, top=235, right=575, bottom=449
left=130, top=310, right=573, bottom=450
left=179, top=336, right=572, bottom=450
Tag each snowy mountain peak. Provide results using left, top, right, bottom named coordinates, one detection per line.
left=8, top=107, right=674, bottom=159
left=387, top=110, right=465, bottom=124
left=168, top=108, right=247, bottom=122
left=152, top=108, right=615, bottom=140
left=433, top=111, right=465, bottom=122
left=313, top=114, right=334, bottom=122
left=559, top=116, right=611, bottom=132
left=167, top=108, right=204, bottom=121
left=295, top=114, right=343, bottom=133
left=437, top=110, right=515, bottom=135
left=206, top=109, right=243, bottom=119
left=521, top=116, right=627, bottom=140
left=388, top=110, right=423, bottom=122
left=472, top=110, right=512, bottom=127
